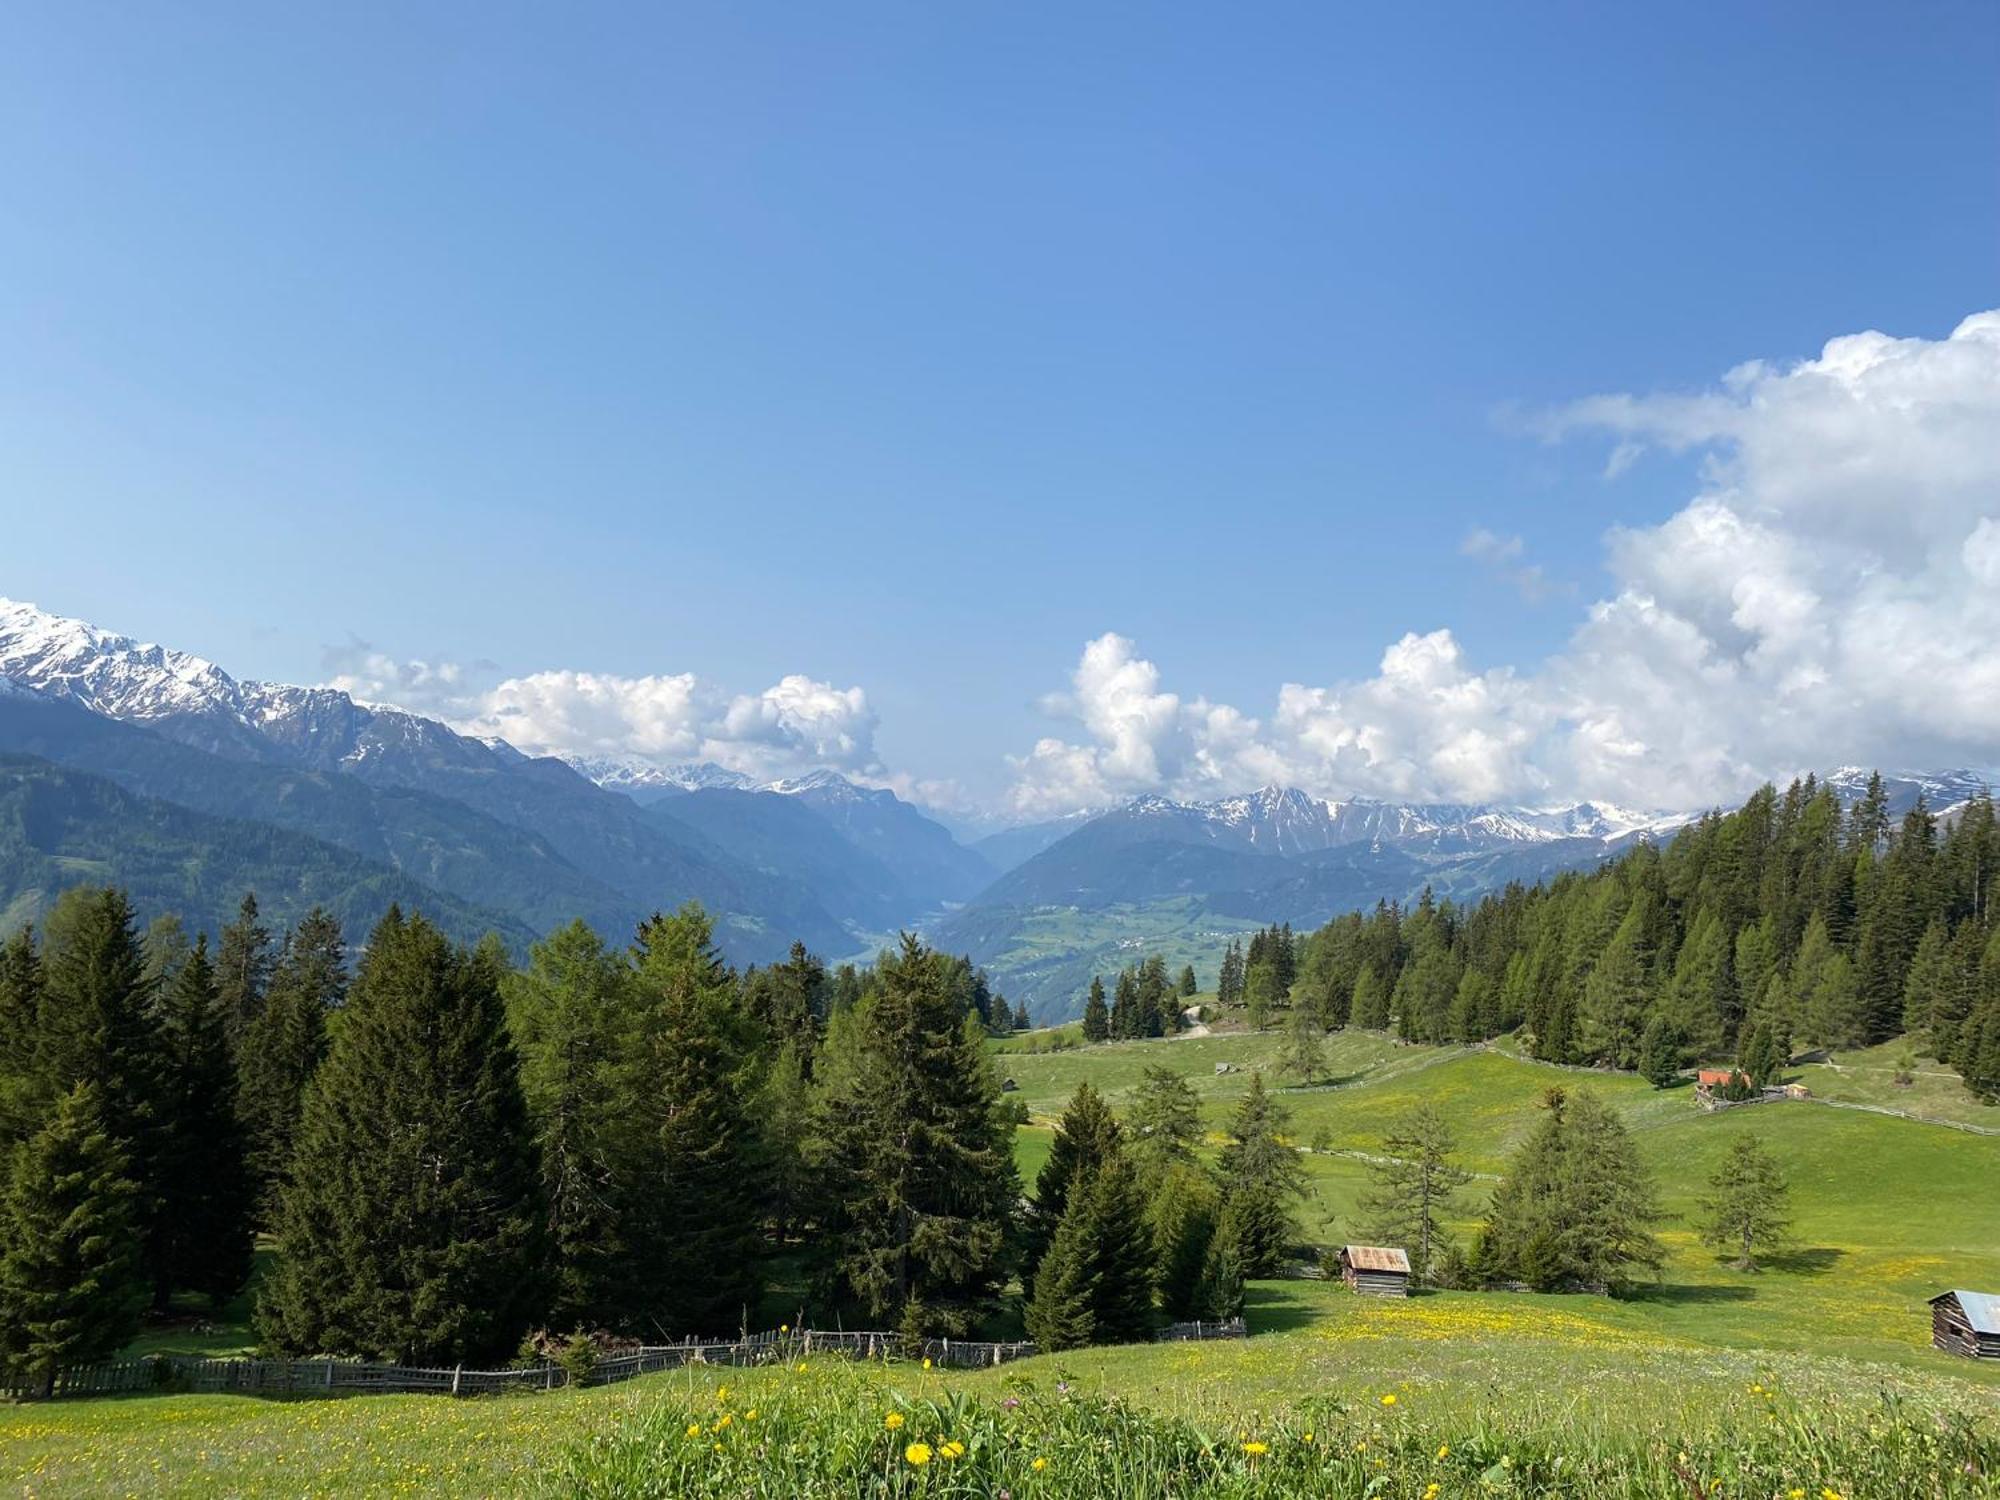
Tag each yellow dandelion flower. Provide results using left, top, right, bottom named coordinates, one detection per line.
left=1424, top=1486, right=1440, bottom=1500
left=1822, top=1491, right=1844, bottom=1500
left=1242, top=1441, right=1268, bottom=1456
left=1380, top=1393, right=1397, bottom=1406
left=1789, top=1491, right=1806, bottom=1500
left=905, top=1442, right=933, bottom=1466
left=1302, top=1432, right=1315, bottom=1444
left=941, top=1440, right=966, bottom=1459
left=745, top=1409, right=758, bottom=1422
left=716, top=1414, right=732, bottom=1429
left=922, top=1357, right=932, bottom=1370
left=1437, top=1443, right=1450, bottom=1459
left=780, top=1324, right=790, bottom=1333
left=884, top=1412, right=905, bottom=1430
left=712, top=1442, right=723, bottom=1453
left=796, top=1362, right=807, bottom=1372
left=683, top=1423, right=701, bottom=1439
left=1032, top=1457, right=1048, bottom=1472
left=716, top=1386, right=729, bottom=1404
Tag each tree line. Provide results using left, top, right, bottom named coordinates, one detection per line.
left=1079, top=955, right=1199, bottom=1043
left=0, top=885, right=1099, bottom=1394
left=1271, top=774, right=2000, bottom=1099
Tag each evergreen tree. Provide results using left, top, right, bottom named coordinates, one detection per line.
left=0, top=930, right=43, bottom=1145
left=1023, top=1197, right=1095, bottom=1351
left=1216, top=942, right=1244, bottom=1007
left=502, top=919, right=632, bottom=1329
left=1636, top=1015, right=1681, bottom=1089
left=1358, top=1101, right=1470, bottom=1286
left=1243, top=962, right=1279, bottom=1031
left=1580, top=906, right=1649, bottom=1068
left=1179, top=964, right=1199, bottom=998
left=214, top=893, right=273, bottom=1041
left=1081, top=977, right=1109, bottom=1043
left=1349, top=962, right=1390, bottom=1030
left=1026, top=1082, right=1121, bottom=1276
left=1025, top=1150, right=1156, bottom=1350
left=1134, top=956, right=1168, bottom=1038
left=1109, top=968, right=1139, bottom=1039
left=1479, top=1088, right=1665, bottom=1294
left=1737, top=1020, right=1785, bottom=1090
left=1698, top=1134, right=1793, bottom=1271
left=1192, top=1201, right=1248, bottom=1318
left=1148, top=1163, right=1221, bottom=1320
left=151, top=937, right=255, bottom=1308
left=618, top=904, right=765, bottom=1336
left=258, top=909, right=545, bottom=1363
left=812, top=936, right=1017, bottom=1335
left=1213, top=1076, right=1305, bottom=1276
left=236, top=910, right=342, bottom=1220
left=33, top=888, right=165, bottom=1279
left=140, top=915, right=192, bottom=993
left=1014, top=1000, right=1033, bottom=1032
left=1278, top=1000, right=1325, bottom=1081
left=1124, top=1066, right=1201, bottom=1183
left=0, top=1083, right=147, bottom=1398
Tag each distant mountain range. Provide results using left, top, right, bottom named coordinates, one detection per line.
left=1, top=597, right=1988, bottom=1015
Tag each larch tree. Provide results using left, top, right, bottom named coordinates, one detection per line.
left=1699, top=1133, right=1793, bottom=1271
left=1358, top=1101, right=1471, bottom=1286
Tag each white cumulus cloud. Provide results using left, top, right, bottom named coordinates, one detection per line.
left=1009, top=309, right=2000, bottom=816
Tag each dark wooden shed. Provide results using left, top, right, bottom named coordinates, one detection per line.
left=1930, top=1290, right=2000, bottom=1359
left=1339, top=1245, right=1411, bottom=1297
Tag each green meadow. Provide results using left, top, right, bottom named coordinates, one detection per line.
left=5, top=1024, right=1998, bottom=1496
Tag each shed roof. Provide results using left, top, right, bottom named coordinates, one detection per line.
left=1932, top=1290, right=2000, bottom=1335
left=1695, top=1068, right=1741, bottom=1085
left=1342, top=1245, right=1411, bottom=1274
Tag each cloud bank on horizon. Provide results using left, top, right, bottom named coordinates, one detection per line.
left=329, top=309, right=2000, bottom=820
left=1008, top=309, right=2000, bottom=818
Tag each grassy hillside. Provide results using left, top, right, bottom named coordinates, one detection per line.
left=6, top=1025, right=1996, bottom=1495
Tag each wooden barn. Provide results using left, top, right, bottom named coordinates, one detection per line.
left=1929, top=1290, right=2000, bottom=1359
left=1338, top=1245, right=1411, bottom=1297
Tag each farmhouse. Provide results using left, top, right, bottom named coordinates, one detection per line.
left=1338, top=1245, right=1411, bottom=1298
left=1929, top=1290, right=2000, bottom=1359
left=1695, top=1068, right=1742, bottom=1088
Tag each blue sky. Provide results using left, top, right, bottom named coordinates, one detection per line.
left=3, top=3, right=1997, bottom=817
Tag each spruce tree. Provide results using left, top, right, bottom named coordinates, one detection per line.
left=214, top=893, right=273, bottom=1041
left=1193, top=1202, right=1248, bottom=1318
left=0, top=1083, right=147, bottom=1398
left=618, top=904, right=765, bottom=1337
left=1636, top=1015, right=1681, bottom=1089
left=1358, top=1101, right=1470, bottom=1286
left=1149, top=1162, right=1221, bottom=1320
left=1026, top=1082, right=1121, bottom=1277
left=1349, top=963, right=1390, bottom=1030
left=1023, top=1196, right=1095, bottom=1351
left=1179, top=964, right=1199, bottom=998
left=237, top=910, right=342, bottom=1220
left=151, top=937, right=255, bottom=1308
left=1109, top=968, right=1138, bottom=1039
left=1024, top=1152, right=1154, bottom=1349
left=813, top=935, right=1018, bottom=1335
left=502, top=919, right=632, bottom=1330
left=1699, top=1134, right=1793, bottom=1271
left=33, top=887, right=165, bottom=1280
left=1213, top=1076, right=1305, bottom=1276
left=1081, top=977, right=1109, bottom=1043
left=258, top=909, right=545, bottom=1363
left=0, top=930, right=43, bottom=1145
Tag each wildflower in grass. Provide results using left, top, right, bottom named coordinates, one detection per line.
left=941, top=1440, right=965, bottom=1459
left=1437, top=1443, right=1449, bottom=1459
left=884, top=1412, right=904, bottom=1430
left=923, top=1358, right=932, bottom=1370
left=1302, top=1432, right=1315, bottom=1445
left=796, top=1362, right=807, bottom=1372
left=683, top=1423, right=701, bottom=1439
left=1242, top=1441, right=1268, bottom=1456
left=745, top=1409, right=757, bottom=1421
left=716, top=1414, right=732, bottom=1429
left=1381, top=1393, right=1397, bottom=1406
left=1032, top=1457, right=1048, bottom=1471
left=905, top=1442, right=933, bottom=1466
left=1822, top=1491, right=1843, bottom=1500
left=1424, top=1486, right=1440, bottom=1500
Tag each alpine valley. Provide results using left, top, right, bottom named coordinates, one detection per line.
left=0, top=598, right=1988, bottom=1018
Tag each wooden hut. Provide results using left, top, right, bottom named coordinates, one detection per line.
left=1930, top=1290, right=2000, bottom=1359
left=1338, top=1245, right=1411, bottom=1298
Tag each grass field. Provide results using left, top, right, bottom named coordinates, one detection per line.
left=5, top=1025, right=1997, bottom=1495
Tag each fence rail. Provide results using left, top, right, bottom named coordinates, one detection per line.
left=3, top=1318, right=1248, bottom=1403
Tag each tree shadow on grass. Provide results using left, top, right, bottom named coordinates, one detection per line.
left=1625, top=1281, right=1758, bottom=1307
left=1244, top=1281, right=1329, bottom=1334
left=1759, top=1246, right=1846, bottom=1277
left=1279, top=1070, right=1372, bottom=1092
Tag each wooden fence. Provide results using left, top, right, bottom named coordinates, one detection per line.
left=3, top=1318, right=1247, bottom=1403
